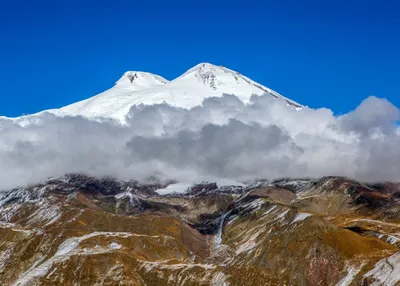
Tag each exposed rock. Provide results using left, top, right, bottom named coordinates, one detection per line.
left=1, top=175, right=400, bottom=285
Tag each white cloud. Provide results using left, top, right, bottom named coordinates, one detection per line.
left=0, top=94, right=399, bottom=191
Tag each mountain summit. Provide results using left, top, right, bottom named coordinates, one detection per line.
left=115, top=71, right=168, bottom=88
left=51, top=63, right=302, bottom=123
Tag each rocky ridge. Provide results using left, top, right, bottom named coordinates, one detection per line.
left=1, top=175, right=400, bottom=285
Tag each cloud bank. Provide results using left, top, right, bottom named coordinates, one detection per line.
left=0, top=94, right=399, bottom=191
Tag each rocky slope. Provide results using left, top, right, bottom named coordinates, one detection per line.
left=1, top=175, right=400, bottom=285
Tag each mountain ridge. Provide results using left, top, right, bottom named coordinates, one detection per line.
left=1, top=173, right=400, bottom=285
left=1, top=63, right=302, bottom=124
left=54, top=62, right=302, bottom=123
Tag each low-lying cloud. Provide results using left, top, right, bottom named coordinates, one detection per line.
left=0, top=94, right=399, bottom=191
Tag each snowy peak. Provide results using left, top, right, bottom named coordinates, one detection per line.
left=175, top=63, right=302, bottom=108
left=115, top=71, right=168, bottom=88
left=178, top=63, right=243, bottom=90
left=10, top=62, right=302, bottom=123
left=180, top=62, right=224, bottom=78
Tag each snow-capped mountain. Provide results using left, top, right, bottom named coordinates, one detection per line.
left=46, top=63, right=302, bottom=123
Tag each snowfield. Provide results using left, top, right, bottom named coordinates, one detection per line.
left=24, top=63, right=302, bottom=123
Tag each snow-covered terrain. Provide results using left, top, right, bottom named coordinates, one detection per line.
left=155, top=183, right=191, bottom=195
left=26, top=63, right=302, bottom=123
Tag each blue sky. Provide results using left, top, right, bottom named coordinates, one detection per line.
left=0, top=0, right=399, bottom=117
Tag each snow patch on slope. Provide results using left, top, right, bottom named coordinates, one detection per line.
left=211, top=272, right=230, bottom=286
left=235, top=229, right=262, bottom=255
left=155, top=183, right=191, bottom=195
left=12, top=232, right=133, bottom=286
left=378, top=234, right=400, bottom=245
left=292, top=212, right=312, bottom=224
left=337, top=263, right=365, bottom=286
left=363, top=252, right=400, bottom=286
